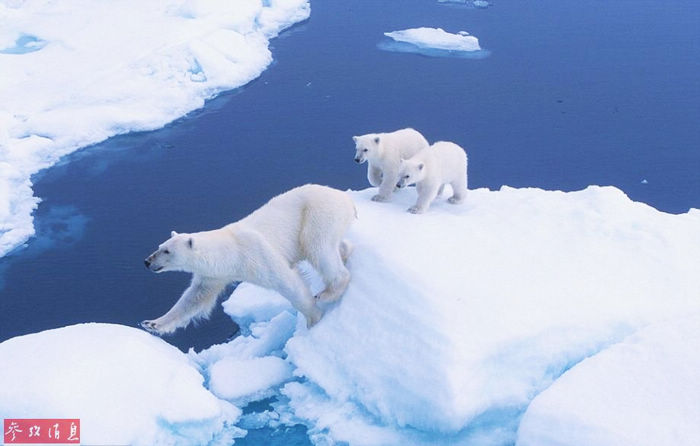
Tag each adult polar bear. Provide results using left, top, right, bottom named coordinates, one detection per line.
left=142, top=185, right=356, bottom=335
left=353, top=128, right=429, bottom=202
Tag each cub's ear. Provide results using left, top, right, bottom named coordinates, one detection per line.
left=418, top=163, right=424, bottom=171
left=188, top=238, right=194, bottom=249
left=374, top=136, right=380, bottom=144
left=352, top=136, right=358, bottom=143
left=171, top=230, right=179, bottom=237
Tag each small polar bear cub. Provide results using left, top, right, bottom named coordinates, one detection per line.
left=353, top=128, right=429, bottom=202
left=141, top=184, right=356, bottom=335
left=396, top=141, right=468, bottom=214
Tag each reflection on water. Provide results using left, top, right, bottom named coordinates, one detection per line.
left=0, top=205, right=88, bottom=290
left=378, top=39, right=491, bottom=59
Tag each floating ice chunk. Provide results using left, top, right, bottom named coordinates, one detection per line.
left=438, top=0, right=490, bottom=7
left=223, top=282, right=295, bottom=328
left=209, top=356, right=293, bottom=403
left=384, top=27, right=481, bottom=52
left=192, top=311, right=297, bottom=367
left=0, top=0, right=310, bottom=258
left=0, top=323, right=241, bottom=445
left=517, top=314, right=700, bottom=446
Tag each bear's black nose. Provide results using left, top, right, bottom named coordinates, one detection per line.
left=144, top=259, right=151, bottom=268
left=354, top=158, right=361, bottom=163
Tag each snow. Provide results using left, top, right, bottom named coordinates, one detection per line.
left=0, top=323, right=242, bottom=446
left=384, top=27, right=481, bottom=52
left=516, top=314, right=700, bottom=446
left=3, top=185, right=700, bottom=444
left=209, top=356, right=293, bottom=403
left=0, top=0, right=310, bottom=258
left=224, top=185, right=700, bottom=444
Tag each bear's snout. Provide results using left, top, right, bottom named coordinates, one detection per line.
left=354, top=157, right=361, bottom=164
left=144, top=259, right=151, bottom=268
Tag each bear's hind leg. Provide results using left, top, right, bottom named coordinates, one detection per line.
left=260, top=259, right=323, bottom=328
left=448, top=176, right=467, bottom=204
left=312, top=247, right=351, bottom=303
left=339, top=239, right=353, bottom=264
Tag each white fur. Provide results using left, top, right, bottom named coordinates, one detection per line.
left=141, top=184, right=356, bottom=335
left=396, top=141, right=468, bottom=214
left=353, top=128, right=429, bottom=202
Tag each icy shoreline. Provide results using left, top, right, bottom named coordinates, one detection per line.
left=2, top=185, right=699, bottom=445
left=0, top=0, right=310, bottom=258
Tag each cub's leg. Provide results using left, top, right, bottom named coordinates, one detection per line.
left=408, top=182, right=440, bottom=214
left=448, top=175, right=468, bottom=204
left=368, top=165, right=383, bottom=187
left=372, top=167, right=398, bottom=202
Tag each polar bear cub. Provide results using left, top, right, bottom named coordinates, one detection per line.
left=396, top=141, right=468, bottom=214
left=353, top=128, right=429, bottom=202
left=141, top=184, right=356, bottom=335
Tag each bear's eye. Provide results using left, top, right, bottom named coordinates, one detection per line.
left=363, top=148, right=368, bottom=152
left=404, top=175, right=410, bottom=179
left=163, top=249, right=170, bottom=255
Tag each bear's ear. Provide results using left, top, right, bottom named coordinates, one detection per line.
left=374, top=136, right=380, bottom=144
left=171, top=230, right=179, bottom=238
left=352, top=136, right=358, bottom=143
left=418, top=163, right=424, bottom=171
left=188, top=238, right=194, bottom=249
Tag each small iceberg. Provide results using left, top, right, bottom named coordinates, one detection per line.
left=380, top=27, right=488, bottom=59
left=438, top=0, right=490, bottom=8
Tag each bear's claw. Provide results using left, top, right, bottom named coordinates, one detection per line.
left=407, top=206, right=424, bottom=214
left=140, top=320, right=161, bottom=334
left=371, top=194, right=389, bottom=202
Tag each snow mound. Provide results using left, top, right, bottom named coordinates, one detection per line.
left=222, top=186, right=700, bottom=444
left=516, top=313, right=700, bottom=446
left=383, top=27, right=481, bottom=54
left=0, top=323, right=241, bottom=445
left=0, top=0, right=310, bottom=258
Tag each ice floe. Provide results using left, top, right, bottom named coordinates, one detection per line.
left=380, top=27, right=487, bottom=58
left=517, top=313, right=700, bottom=446
left=0, top=0, right=310, bottom=258
left=0, top=323, right=241, bottom=445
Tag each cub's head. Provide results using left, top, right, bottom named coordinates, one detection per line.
left=144, top=231, right=195, bottom=273
left=396, top=159, right=426, bottom=189
left=352, top=134, right=382, bottom=164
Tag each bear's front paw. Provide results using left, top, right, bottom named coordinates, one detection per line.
left=371, top=194, right=390, bottom=202
left=407, top=206, right=425, bottom=214
left=140, top=320, right=165, bottom=336
left=448, top=196, right=464, bottom=204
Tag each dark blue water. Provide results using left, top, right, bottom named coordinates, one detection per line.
left=1, top=0, right=699, bottom=440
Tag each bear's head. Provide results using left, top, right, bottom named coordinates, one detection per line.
left=352, top=134, right=382, bottom=164
left=144, top=231, right=195, bottom=273
left=396, top=159, right=425, bottom=189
